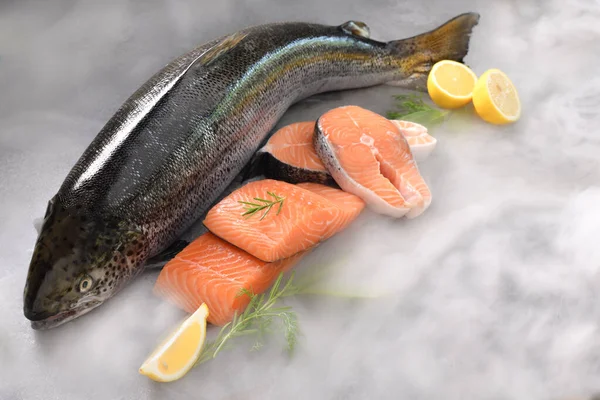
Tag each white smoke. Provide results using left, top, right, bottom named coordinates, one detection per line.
left=1, top=0, right=600, bottom=399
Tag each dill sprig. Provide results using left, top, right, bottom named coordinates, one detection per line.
left=195, top=264, right=384, bottom=367
left=238, top=191, right=285, bottom=221
left=196, top=273, right=299, bottom=366
left=387, top=93, right=433, bottom=116
left=386, top=93, right=450, bottom=127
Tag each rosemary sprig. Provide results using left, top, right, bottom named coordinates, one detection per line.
left=196, top=273, right=299, bottom=366
left=386, top=93, right=450, bottom=127
left=239, top=191, right=285, bottom=221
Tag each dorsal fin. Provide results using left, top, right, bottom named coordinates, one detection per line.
left=199, top=31, right=248, bottom=66
left=339, top=21, right=370, bottom=38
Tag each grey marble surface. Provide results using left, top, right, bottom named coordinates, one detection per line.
left=2, top=0, right=600, bottom=399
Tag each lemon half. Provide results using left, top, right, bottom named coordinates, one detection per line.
left=472, top=69, right=521, bottom=125
left=427, top=60, right=478, bottom=109
left=139, top=303, right=209, bottom=382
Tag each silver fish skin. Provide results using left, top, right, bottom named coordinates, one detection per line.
left=23, top=13, right=480, bottom=329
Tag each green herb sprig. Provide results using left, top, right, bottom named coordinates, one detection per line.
left=386, top=93, right=450, bottom=127
left=196, top=273, right=299, bottom=366
left=238, top=192, right=285, bottom=221
left=195, top=264, right=385, bottom=367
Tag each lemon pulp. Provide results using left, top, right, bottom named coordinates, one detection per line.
left=427, top=60, right=478, bottom=109
left=472, top=69, right=521, bottom=125
left=139, top=303, right=209, bottom=382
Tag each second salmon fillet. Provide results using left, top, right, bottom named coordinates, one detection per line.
left=154, top=233, right=306, bottom=326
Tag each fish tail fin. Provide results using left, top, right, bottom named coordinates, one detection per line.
left=386, top=12, right=480, bottom=90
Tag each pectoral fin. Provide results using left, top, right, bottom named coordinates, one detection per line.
left=145, top=240, right=190, bottom=269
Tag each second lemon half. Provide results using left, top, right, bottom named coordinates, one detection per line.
left=427, top=60, right=478, bottom=109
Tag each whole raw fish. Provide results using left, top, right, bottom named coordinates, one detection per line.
left=23, top=13, right=479, bottom=329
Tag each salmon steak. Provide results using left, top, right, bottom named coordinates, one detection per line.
left=258, top=119, right=437, bottom=186
left=314, top=105, right=432, bottom=219
left=204, top=179, right=365, bottom=262
left=389, top=120, right=437, bottom=162
left=154, top=233, right=307, bottom=326
left=258, top=121, right=332, bottom=185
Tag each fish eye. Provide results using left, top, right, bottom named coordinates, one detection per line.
left=78, top=275, right=94, bottom=293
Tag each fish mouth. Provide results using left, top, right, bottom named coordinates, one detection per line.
left=30, top=300, right=102, bottom=330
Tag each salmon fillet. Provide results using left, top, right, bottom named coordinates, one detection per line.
left=154, top=233, right=306, bottom=326
left=314, top=105, right=432, bottom=219
left=155, top=182, right=364, bottom=325
left=203, top=179, right=363, bottom=262
left=297, top=182, right=365, bottom=236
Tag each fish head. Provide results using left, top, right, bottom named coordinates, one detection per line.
left=23, top=197, right=148, bottom=330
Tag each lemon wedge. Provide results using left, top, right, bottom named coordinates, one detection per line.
left=472, top=69, right=521, bottom=125
left=139, top=303, right=209, bottom=382
left=427, top=60, right=478, bottom=109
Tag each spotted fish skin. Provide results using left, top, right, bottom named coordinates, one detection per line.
left=23, top=14, right=479, bottom=329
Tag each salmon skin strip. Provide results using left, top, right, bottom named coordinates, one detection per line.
left=204, top=179, right=363, bottom=262
left=314, top=105, right=432, bottom=218
left=154, top=233, right=307, bottom=326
